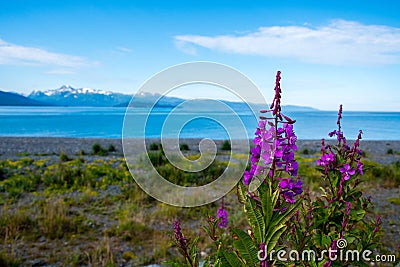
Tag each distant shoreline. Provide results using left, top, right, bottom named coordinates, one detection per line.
left=0, top=137, right=399, bottom=165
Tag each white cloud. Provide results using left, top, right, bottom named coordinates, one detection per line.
left=0, top=39, right=90, bottom=67
left=174, top=39, right=197, bottom=56
left=116, top=46, right=132, bottom=53
left=45, top=69, right=75, bottom=75
left=175, top=20, right=400, bottom=65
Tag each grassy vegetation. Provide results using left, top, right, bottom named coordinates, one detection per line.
left=149, top=142, right=161, bottom=151
left=0, top=153, right=233, bottom=265
left=220, top=140, right=231, bottom=151
left=145, top=149, right=228, bottom=186
left=362, top=160, right=400, bottom=187
left=179, top=143, right=190, bottom=151
left=0, top=150, right=398, bottom=265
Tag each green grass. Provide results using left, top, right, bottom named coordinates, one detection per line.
left=220, top=140, right=231, bottom=151
left=149, top=142, right=161, bottom=151
left=388, top=197, right=400, bottom=205
left=179, top=143, right=190, bottom=151
left=362, top=160, right=400, bottom=187
left=92, top=143, right=109, bottom=156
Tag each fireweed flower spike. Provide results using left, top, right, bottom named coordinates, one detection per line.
left=217, top=197, right=228, bottom=228
left=174, top=220, right=187, bottom=251
left=329, top=104, right=348, bottom=145
left=246, top=71, right=302, bottom=203
left=270, top=71, right=283, bottom=120
left=373, top=214, right=381, bottom=234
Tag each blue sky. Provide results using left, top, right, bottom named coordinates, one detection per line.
left=0, top=0, right=399, bottom=111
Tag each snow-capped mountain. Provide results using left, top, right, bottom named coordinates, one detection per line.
left=28, top=85, right=132, bottom=106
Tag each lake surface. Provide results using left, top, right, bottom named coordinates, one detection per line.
left=0, top=106, right=399, bottom=140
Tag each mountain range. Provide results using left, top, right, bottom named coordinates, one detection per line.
left=0, top=91, right=47, bottom=106
left=28, top=85, right=132, bottom=107
left=0, top=85, right=318, bottom=111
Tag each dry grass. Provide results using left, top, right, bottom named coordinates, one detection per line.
left=84, top=235, right=115, bottom=267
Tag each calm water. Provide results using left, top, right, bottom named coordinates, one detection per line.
left=0, top=106, right=399, bottom=140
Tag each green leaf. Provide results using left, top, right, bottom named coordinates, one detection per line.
left=203, top=225, right=213, bottom=238
left=259, top=182, right=273, bottom=227
left=237, top=182, right=247, bottom=204
left=271, top=200, right=301, bottom=228
left=244, top=197, right=265, bottom=243
left=264, top=224, right=287, bottom=254
left=350, top=209, right=366, bottom=221
left=232, top=228, right=259, bottom=267
left=220, top=250, right=245, bottom=267
left=271, top=189, right=280, bottom=211
left=189, top=236, right=199, bottom=266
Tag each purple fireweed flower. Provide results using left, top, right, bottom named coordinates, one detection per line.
left=338, top=131, right=346, bottom=143
left=340, top=164, right=356, bottom=181
left=174, top=220, right=187, bottom=251
left=283, top=123, right=298, bottom=150
left=251, top=146, right=261, bottom=159
left=282, top=191, right=295, bottom=204
left=317, top=152, right=335, bottom=167
left=278, top=178, right=302, bottom=203
left=328, top=129, right=346, bottom=143
left=373, top=214, right=381, bottom=233
left=217, top=208, right=228, bottom=228
left=279, top=178, right=293, bottom=189
left=250, top=148, right=261, bottom=169
left=328, top=130, right=337, bottom=137
left=356, top=160, right=364, bottom=175
left=217, top=197, right=228, bottom=228
left=258, top=120, right=267, bottom=129
left=244, top=170, right=254, bottom=185
left=245, top=124, right=276, bottom=185
left=285, top=161, right=298, bottom=176
left=282, top=150, right=294, bottom=162
left=292, top=180, right=303, bottom=195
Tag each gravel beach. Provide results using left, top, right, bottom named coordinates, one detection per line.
left=1, top=137, right=400, bottom=165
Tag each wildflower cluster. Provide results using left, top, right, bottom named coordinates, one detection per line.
left=286, top=105, right=382, bottom=266
left=170, top=71, right=383, bottom=267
